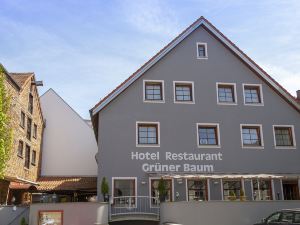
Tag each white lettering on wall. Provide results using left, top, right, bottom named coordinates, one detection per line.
left=132, top=151, right=222, bottom=173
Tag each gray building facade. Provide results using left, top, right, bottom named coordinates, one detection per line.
left=91, top=17, right=300, bottom=206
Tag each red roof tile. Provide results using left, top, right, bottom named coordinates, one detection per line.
left=36, top=177, right=97, bottom=191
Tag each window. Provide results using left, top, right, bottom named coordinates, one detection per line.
left=223, top=180, right=241, bottom=200
left=150, top=178, right=172, bottom=206
left=252, top=179, right=272, bottom=200
left=243, top=84, right=263, bottom=105
left=28, top=93, right=33, bottom=114
left=26, top=117, right=32, bottom=140
left=187, top=179, right=208, bottom=201
left=136, top=122, right=160, bottom=147
left=282, top=180, right=300, bottom=200
left=273, top=125, right=296, bottom=148
left=143, top=80, right=164, bottom=102
left=24, top=145, right=30, bottom=169
left=280, top=212, right=294, bottom=223
left=197, top=123, right=220, bottom=148
left=197, top=43, right=207, bottom=58
left=20, top=111, right=25, bottom=128
left=217, top=83, right=237, bottom=104
left=294, top=213, right=300, bottom=223
left=17, top=140, right=24, bottom=157
left=113, top=178, right=136, bottom=206
left=31, top=150, right=36, bottom=166
left=241, top=124, right=264, bottom=148
left=33, top=124, right=37, bottom=139
left=174, top=81, right=194, bottom=103
left=266, top=212, right=281, bottom=223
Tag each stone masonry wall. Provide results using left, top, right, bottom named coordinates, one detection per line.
left=4, top=76, right=43, bottom=183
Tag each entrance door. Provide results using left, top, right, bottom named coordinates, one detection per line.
left=282, top=180, right=300, bottom=200
left=113, top=178, right=136, bottom=206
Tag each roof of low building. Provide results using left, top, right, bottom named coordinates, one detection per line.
left=9, top=72, right=34, bottom=88
left=36, top=177, right=97, bottom=191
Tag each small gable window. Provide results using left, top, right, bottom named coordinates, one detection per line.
left=197, top=43, right=207, bottom=59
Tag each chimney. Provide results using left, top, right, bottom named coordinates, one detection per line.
left=297, top=90, right=300, bottom=100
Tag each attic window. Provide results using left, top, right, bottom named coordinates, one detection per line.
left=197, top=43, right=207, bottom=59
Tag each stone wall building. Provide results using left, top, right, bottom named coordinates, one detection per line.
left=0, top=64, right=44, bottom=205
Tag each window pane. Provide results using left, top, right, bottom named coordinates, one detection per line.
left=175, top=84, right=192, bottom=102
left=145, top=83, right=162, bottom=101
left=151, top=179, right=172, bottom=206
left=267, top=213, right=281, bottom=223
left=198, top=45, right=206, bottom=57
left=242, top=127, right=261, bottom=146
left=138, top=124, right=158, bottom=145
left=218, top=85, right=235, bottom=103
left=244, top=86, right=261, bottom=104
left=223, top=180, right=241, bottom=200
left=280, top=212, right=294, bottom=223
left=198, top=126, right=218, bottom=146
left=188, top=180, right=207, bottom=201
left=253, top=179, right=272, bottom=200
left=275, top=127, right=293, bottom=146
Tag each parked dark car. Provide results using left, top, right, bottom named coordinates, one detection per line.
left=255, top=209, right=300, bottom=225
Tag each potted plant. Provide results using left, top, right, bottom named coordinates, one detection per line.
left=20, top=217, right=27, bottom=225
left=101, top=177, right=109, bottom=202
left=228, top=190, right=236, bottom=201
left=240, top=189, right=246, bottom=201
left=158, top=178, right=167, bottom=203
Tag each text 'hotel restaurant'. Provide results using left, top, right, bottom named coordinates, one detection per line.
left=90, top=17, right=300, bottom=204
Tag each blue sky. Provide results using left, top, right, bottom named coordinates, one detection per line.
left=1, top=0, right=300, bottom=119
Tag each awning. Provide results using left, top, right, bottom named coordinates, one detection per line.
left=36, top=176, right=97, bottom=191
left=148, top=173, right=300, bottom=179
left=9, top=182, right=37, bottom=190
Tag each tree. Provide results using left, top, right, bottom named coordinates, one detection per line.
left=158, top=178, right=167, bottom=202
left=0, top=65, right=13, bottom=178
left=101, top=177, right=109, bottom=202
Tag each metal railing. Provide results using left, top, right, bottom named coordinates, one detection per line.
left=109, top=196, right=160, bottom=221
left=7, top=207, right=29, bottom=225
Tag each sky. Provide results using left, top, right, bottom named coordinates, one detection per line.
left=1, top=0, right=300, bottom=119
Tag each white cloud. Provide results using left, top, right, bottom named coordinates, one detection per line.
left=261, top=64, right=300, bottom=97
left=119, top=0, right=179, bottom=37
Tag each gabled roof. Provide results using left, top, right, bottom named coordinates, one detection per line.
left=90, top=16, right=300, bottom=133
left=9, top=72, right=34, bottom=88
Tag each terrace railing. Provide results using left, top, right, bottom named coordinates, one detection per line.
left=109, top=196, right=160, bottom=221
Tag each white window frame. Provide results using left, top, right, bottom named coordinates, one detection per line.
left=196, top=123, right=221, bottom=148
left=240, top=124, right=264, bottom=149
left=149, top=177, right=174, bottom=208
left=173, top=81, right=195, bottom=104
left=196, top=42, right=208, bottom=59
left=273, top=125, right=296, bottom=149
left=251, top=178, right=274, bottom=201
left=221, top=179, right=244, bottom=201
left=136, top=121, right=160, bottom=147
left=112, top=177, right=137, bottom=208
left=216, top=82, right=237, bottom=105
left=185, top=178, right=210, bottom=201
left=143, top=80, right=165, bottom=103
left=242, top=83, right=264, bottom=106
